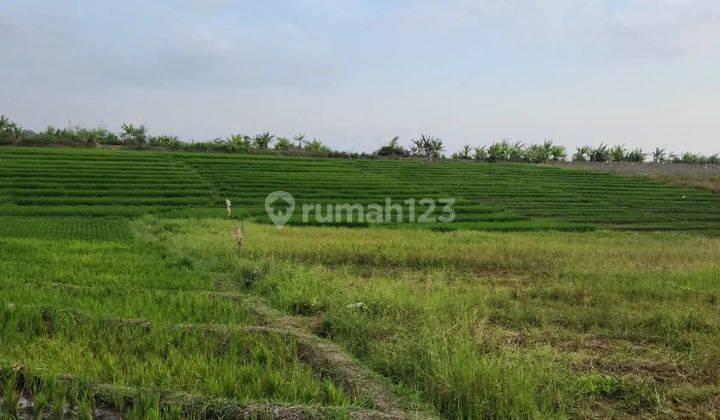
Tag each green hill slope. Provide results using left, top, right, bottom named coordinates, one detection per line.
left=2, top=146, right=719, bottom=232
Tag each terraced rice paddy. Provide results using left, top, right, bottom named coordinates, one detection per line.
left=2, top=147, right=720, bottom=232
left=0, top=146, right=719, bottom=418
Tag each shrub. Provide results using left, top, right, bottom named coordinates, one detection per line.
left=305, top=138, right=331, bottom=153
left=609, top=145, right=627, bottom=162
left=274, top=136, right=293, bottom=151
left=589, top=143, right=610, bottom=162
left=410, top=135, right=444, bottom=160
left=451, top=144, right=472, bottom=160
left=252, top=132, right=274, bottom=150
left=0, top=115, right=23, bottom=144
left=473, top=146, right=488, bottom=161
left=149, top=135, right=181, bottom=148
left=625, top=148, right=645, bottom=163
left=119, top=123, right=149, bottom=146
left=487, top=140, right=511, bottom=162
left=572, top=146, right=592, bottom=162
left=375, top=136, right=409, bottom=157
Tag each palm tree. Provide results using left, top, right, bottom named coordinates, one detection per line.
left=293, top=134, right=307, bottom=148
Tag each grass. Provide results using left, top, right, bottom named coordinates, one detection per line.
left=553, top=161, right=720, bottom=193
left=0, top=218, right=369, bottom=417
left=3, top=146, right=720, bottom=232
left=1, top=146, right=719, bottom=417
left=137, top=217, right=720, bottom=418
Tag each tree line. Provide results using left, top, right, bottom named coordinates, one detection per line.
left=1, top=115, right=717, bottom=164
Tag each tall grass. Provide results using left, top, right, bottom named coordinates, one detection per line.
left=140, top=218, right=720, bottom=418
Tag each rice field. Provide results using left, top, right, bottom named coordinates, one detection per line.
left=0, top=146, right=719, bottom=418
left=2, top=147, right=720, bottom=232
left=0, top=217, right=387, bottom=418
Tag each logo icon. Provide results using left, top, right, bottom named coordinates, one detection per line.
left=265, top=191, right=295, bottom=228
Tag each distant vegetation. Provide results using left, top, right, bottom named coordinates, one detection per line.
left=1, top=115, right=718, bottom=164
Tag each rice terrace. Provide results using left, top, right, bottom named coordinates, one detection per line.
left=0, top=132, right=718, bottom=418
left=3, top=2, right=720, bottom=418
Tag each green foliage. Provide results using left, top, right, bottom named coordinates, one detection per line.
left=119, top=123, right=149, bottom=146
left=149, top=134, right=181, bottom=148
left=252, top=132, right=274, bottom=149
left=2, top=146, right=720, bottom=232
left=451, top=144, right=472, bottom=160
left=375, top=136, right=409, bottom=157
left=573, top=145, right=592, bottom=162
left=0, top=115, right=717, bottom=163
left=653, top=148, right=667, bottom=163
left=147, top=219, right=720, bottom=418
left=0, top=115, right=23, bottom=145
left=293, top=133, right=307, bottom=148
left=304, top=138, right=331, bottom=153
left=274, top=136, right=293, bottom=151
left=626, top=148, right=646, bottom=162
left=468, top=140, right=565, bottom=163
left=473, top=145, right=488, bottom=161
left=410, top=134, right=444, bottom=159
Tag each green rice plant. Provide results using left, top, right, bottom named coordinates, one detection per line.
left=139, top=218, right=720, bottom=417
left=1, top=370, right=20, bottom=417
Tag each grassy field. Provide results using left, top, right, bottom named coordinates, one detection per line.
left=3, top=147, right=720, bottom=232
left=0, top=146, right=718, bottom=418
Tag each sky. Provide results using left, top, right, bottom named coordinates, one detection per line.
left=1, top=0, right=719, bottom=154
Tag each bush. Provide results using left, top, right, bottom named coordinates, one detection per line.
left=119, top=123, right=149, bottom=146
left=274, top=137, right=293, bottom=151
left=410, top=135, right=444, bottom=159
left=375, top=137, right=409, bottom=157
left=0, top=115, right=23, bottom=144
left=149, top=135, right=181, bottom=148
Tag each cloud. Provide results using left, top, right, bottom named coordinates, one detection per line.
left=0, top=1, right=341, bottom=90
left=602, top=0, right=720, bottom=58
left=387, top=0, right=720, bottom=59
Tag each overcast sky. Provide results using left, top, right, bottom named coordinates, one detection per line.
left=1, top=0, right=719, bottom=154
